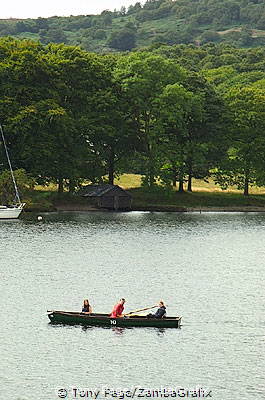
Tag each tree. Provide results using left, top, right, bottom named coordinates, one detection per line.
left=200, top=30, right=220, bottom=45
left=108, top=28, right=136, bottom=51
left=182, top=72, right=228, bottom=191
left=5, top=100, right=81, bottom=193
left=115, top=52, right=186, bottom=186
left=0, top=39, right=114, bottom=192
left=0, top=169, right=34, bottom=203
left=40, top=28, right=68, bottom=44
left=119, top=6, right=127, bottom=16
left=214, top=86, right=265, bottom=195
left=156, top=83, right=204, bottom=191
left=151, top=67, right=227, bottom=192
left=84, top=86, right=139, bottom=184
left=127, top=3, right=142, bottom=15
left=100, top=11, right=113, bottom=26
left=35, top=17, right=49, bottom=31
left=93, top=29, right=107, bottom=40
left=16, top=21, right=36, bottom=33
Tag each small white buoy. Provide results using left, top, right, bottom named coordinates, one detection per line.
left=37, top=216, right=43, bottom=221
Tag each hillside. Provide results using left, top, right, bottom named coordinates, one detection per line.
left=1, top=0, right=265, bottom=51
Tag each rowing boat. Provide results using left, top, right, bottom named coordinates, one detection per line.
left=47, top=311, right=182, bottom=328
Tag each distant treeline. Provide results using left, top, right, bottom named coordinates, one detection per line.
left=1, top=0, right=265, bottom=51
left=1, top=37, right=265, bottom=196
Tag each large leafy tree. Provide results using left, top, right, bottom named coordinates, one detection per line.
left=42, top=45, right=115, bottom=190
left=0, top=39, right=113, bottom=192
left=84, top=85, right=139, bottom=184
left=107, top=28, right=136, bottom=51
left=182, top=72, right=228, bottom=191
left=156, top=83, right=204, bottom=191
left=5, top=100, right=82, bottom=192
left=214, top=86, right=265, bottom=195
left=114, top=52, right=186, bottom=186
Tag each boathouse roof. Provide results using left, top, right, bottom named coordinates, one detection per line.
left=78, top=184, right=131, bottom=198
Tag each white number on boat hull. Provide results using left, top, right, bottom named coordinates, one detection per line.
left=110, top=320, right=116, bottom=325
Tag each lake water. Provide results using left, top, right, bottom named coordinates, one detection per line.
left=0, top=211, right=264, bottom=400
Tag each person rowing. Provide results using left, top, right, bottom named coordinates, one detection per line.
left=147, top=301, right=166, bottom=319
left=82, top=299, right=93, bottom=314
left=110, top=298, right=126, bottom=318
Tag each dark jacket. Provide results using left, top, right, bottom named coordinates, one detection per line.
left=154, top=306, right=166, bottom=319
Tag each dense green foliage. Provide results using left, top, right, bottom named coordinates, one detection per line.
left=1, top=36, right=265, bottom=199
left=2, top=0, right=265, bottom=51
left=0, top=169, right=34, bottom=203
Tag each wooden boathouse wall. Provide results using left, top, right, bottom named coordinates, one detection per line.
left=78, top=184, right=132, bottom=210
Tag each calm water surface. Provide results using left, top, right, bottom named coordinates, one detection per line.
left=0, top=212, right=264, bottom=400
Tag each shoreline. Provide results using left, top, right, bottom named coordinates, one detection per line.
left=25, top=205, right=265, bottom=213
left=132, top=206, right=265, bottom=212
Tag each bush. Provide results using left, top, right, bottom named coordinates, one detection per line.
left=108, top=29, right=136, bottom=51
left=200, top=30, right=221, bottom=44
left=0, top=169, right=34, bottom=204
left=93, top=29, right=107, bottom=40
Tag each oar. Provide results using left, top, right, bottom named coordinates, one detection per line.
left=124, top=305, right=157, bottom=316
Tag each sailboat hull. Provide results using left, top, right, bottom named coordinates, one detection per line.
left=0, top=204, right=25, bottom=219
left=1, top=124, right=26, bottom=216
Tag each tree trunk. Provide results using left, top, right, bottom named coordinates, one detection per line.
left=148, top=168, right=155, bottom=187
left=178, top=166, right=185, bottom=192
left=178, top=178, right=184, bottom=192
left=147, top=142, right=155, bottom=187
left=187, top=159, right=193, bottom=192
left=108, top=169, right=114, bottom=185
left=243, top=164, right=250, bottom=196
left=145, top=114, right=155, bottom=187
left=243, top=176, right=249, bottom=196
left=108, top=148, right=115, bottom=185
left=58, top=178, right=64, bottom=194
left=187, top=175, right=192, bottom=192
left=172, top=166, right=177, bottom=187
left=69, top=179, right=76, bottom=193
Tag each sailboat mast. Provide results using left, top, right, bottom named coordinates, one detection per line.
left=0, top=124, right=21, bottom=204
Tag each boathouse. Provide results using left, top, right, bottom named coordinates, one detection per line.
left=78, top=184, right=132, bottom=210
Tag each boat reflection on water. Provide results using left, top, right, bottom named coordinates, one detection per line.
left=112, top=327, right=171, bottom=336
left=156, top=328, right=166, bottom=336
left=112, top=327, right=125, bottom=335
left=81, top=325, right=94, bottom=332
left=80, top=326, right=169, bottom=335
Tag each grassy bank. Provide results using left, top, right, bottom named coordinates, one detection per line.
left=128, top=187, right=265, bottom=210
left=117, top=174, right=265, bottom=210
left=24, top=174, right=265, bottom=212
left=24, top=191, right=97, bottom=212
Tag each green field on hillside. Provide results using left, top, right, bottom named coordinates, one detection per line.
left=2, top=0, right=265, bottom=51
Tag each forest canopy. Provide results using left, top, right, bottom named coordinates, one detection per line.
left=1, top=37, right=265, bottom=197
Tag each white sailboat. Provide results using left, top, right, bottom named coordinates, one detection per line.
left=0, top=124, right=25, bottom=219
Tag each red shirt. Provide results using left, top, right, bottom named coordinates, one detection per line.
left=110, top=303, right=124, bottom=318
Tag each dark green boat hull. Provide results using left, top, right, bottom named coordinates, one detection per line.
left=48, top=311, right=181, bottom=328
